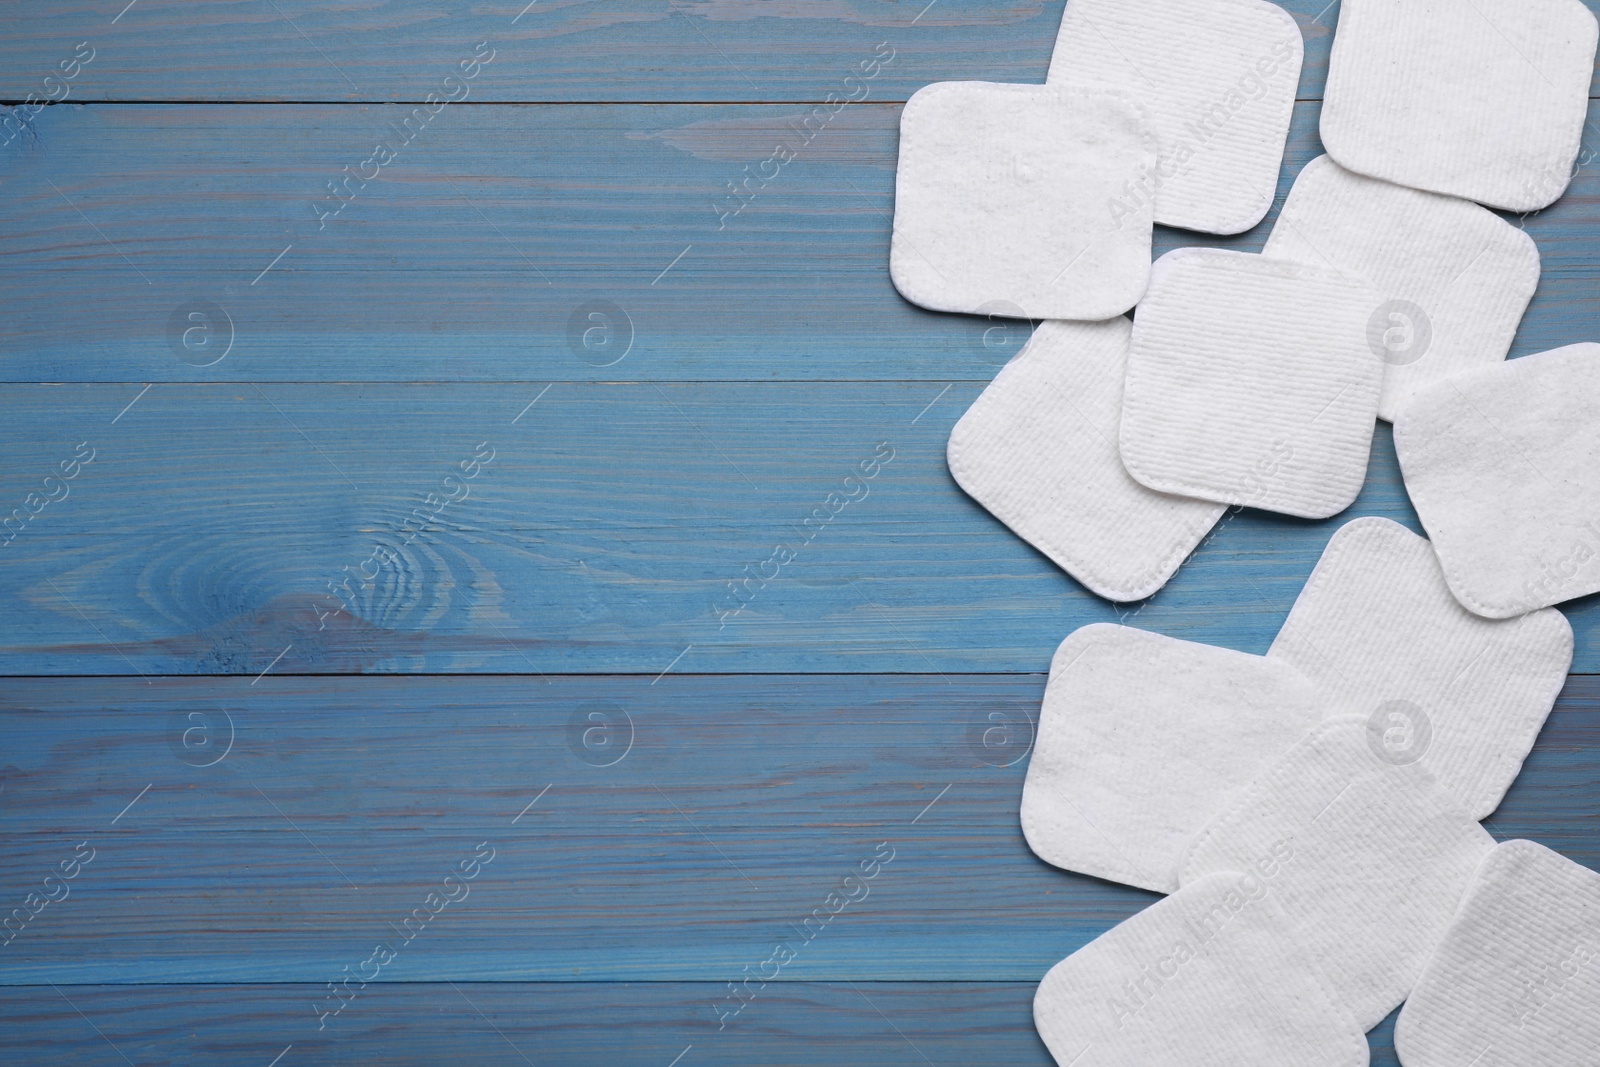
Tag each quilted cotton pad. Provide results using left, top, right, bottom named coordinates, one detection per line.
left=1395, top=840, right=1600, bottom=1067
left=890, top=81, right=1156, bottom=320
left=1393, top=343, right=1600, bottom=618
left=1180, top=717, right=1495, bottom=1029
left=947, top=318, right=1226, bottom=601
left=1120, top=248, right=1384, bottom=519
left=1269, top=517, right=1572, bottom=820
left=1321, top=0, right=1598, bottom=211
left=1021, top=624, right=1328, bottom=893
left=1263, top=155, right=1541, bottom=420
left=1048, top=0, right=1303, bottom=234
left=1034, top=870, right=1367, bottom=1067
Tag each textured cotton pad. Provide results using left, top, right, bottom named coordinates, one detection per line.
left=948, top=319, right=1226, bottom=601
left=890, top=81, right=1155, bottom=319
left=1393, top=343, right=1600, bottom=618
left=1034, top=870, right=1367, bottom=1067
left=1180, top=716, right=1495, bottom=1030
left=1321, top=0, right=1599, bottom=211
left=1264, top=155, right=1541, bottom=420
left=1120, top=248, right=1384, bottom=519
left=1269, top=517, right=1573, bottom=819
left=1048, top=0, right=1303, bottom=234
left=1395, top=840, right=1600, bottom=1067
left=1021, top=624, right=1328, bottom=893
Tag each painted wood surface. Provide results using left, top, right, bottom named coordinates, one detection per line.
left=9, top=384, right=1600, bottom=673
left=0, top=983, right=1407, bottom=1067
left=6, top=0, right=1600, bottom=103
left=2, top=103, right=1597, bottom=381
left=4, top=2, right=1599, bottom=1064
left=0, top=674, right=1594, bottom=987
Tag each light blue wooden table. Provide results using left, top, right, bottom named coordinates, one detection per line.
left=1, top=2, right=1596, bottom=1063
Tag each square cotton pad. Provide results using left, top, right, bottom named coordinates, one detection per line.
left=890, top=81, right=1156, bottom=320
left=947, top=318, right=1226, bottom=601
left=1119, top=248, right=1384, bottom=519
left=1395, top=840, right=1600, bottom=1067
left=1021, top=624, right=1328, bottom=893
left=1268, top=517, right=1573, bottom=820
left=1180, top=716, right=1496, bottom=1030
left=1047, top=0, right=1303, bottom=234
left=1393, top=343, right=1600, bottom=618
left=1321, top=0, right=1599, bottom=211
left=1264, top=155, right=1541, bottom=420
left=1034, top=870, right=1367, bottom=1067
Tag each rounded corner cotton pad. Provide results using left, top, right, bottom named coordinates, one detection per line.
left=1047, top=0, right=1303, bottom=235
left=1264, top=155, right=1542, bottom=421
left=1321, top=0, right=1599, bottom=212
left=1393, top=342, right=1600, bottom=618
left=1394, top=839, right=1600, bottom=1067
left=1268, top=516, right=1573, bottom=820
left=889, top=81, right=1156, bottom=320
left=947, top=318, right=1225, bottom=602
left=1178, top=715, right=1496, bottom=1030
left=1020, top=623, right=1328, bottom=894
left=1033, top=869, right=1368, bottom=1067
left=1119, top=248, right=1384, bottom=519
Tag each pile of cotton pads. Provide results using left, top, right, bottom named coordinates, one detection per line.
left=890, top=0, right=1600, bottom=1063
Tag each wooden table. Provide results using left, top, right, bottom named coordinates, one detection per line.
left=1, top=2, right=1596, bottom=1063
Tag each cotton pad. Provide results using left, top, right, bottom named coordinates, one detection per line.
left=1034, top=869, right=1367, bottom=1067
left=1047, top=0, right=1303, bottom=234
left=1393, top=343, right=1600, bottom=618
left=1021, top=624, right=1328, bottom=894
left=1263, top=155, right=1541, bottom=420
left=1268, top=517, right=1573, bottom=819
left=1395, top=840, right=1600, bottom=1067
left=948, top=319, right=1226, bottom=602
left=1321, top=0, right=1599, bottom=211
left=1180, top=716, right=1495, bottom=1030
left=1120, top=248, right=1384, bottom=519
left=890, top=81, right=1156, bottom=320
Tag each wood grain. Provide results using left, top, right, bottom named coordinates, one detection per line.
left=4, top=3, right=1598, bottom=1062
left=5, top=0, right=1600, bottom=104
left=2, top=102, right=1596, bottom=382
left=0, top=674, right=1593, bottom=986
left=12, top=383, right=1600, bottom=673
left=0, top=982, right=1409, bottom=1067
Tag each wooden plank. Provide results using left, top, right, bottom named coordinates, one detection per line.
left=0, top=0, right=1306, bottom=105
left=1, top=102, right=1596, bottom=382
left=0, top=982, right=1411, bottom=1067
left=7, top=1, right=1600, bottom=105
left=0, top=674, right=1593, bottom=984
left=0, top=379, right=1563, bottom=674
left=3, top=381, right=1599, bottom=674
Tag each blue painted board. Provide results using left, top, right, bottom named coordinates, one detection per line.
left=1, top=102, right=1596, bottom=381
left=0, top=983, right=1412, bottom=1067
left=5, top=0, right=1600, bottom=103
left=2, top=383, right=1599, bottom=674
left=0, top=673, right=1593, bottom=985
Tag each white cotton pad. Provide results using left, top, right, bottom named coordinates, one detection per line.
left=1268, top=517, right=1573, bottom=820
left=1393, top=343, right=1600, bottom=618
left=1321, top=0, right=1599, bottom=211
left=1263, top=155, right=1541, bottom=421
left=1034, top=869, right=1368, bottom=1067
left=1180, top=717, right=1496, bottom=1030
left=1395, top=840, right=1600, bottom=1067
left=1047, top=0, right=1303, bottom=234
left=1021, top=624, right=1328, bottom=894
left=890, top=81, right=1156, bottom=320
left=947, top=318, right=1226, bottom=602
left=1120, top=248, right=1384, bottom=519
